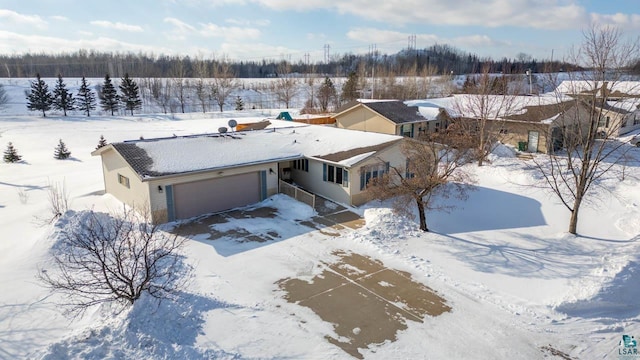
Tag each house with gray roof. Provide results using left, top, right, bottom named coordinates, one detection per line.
left=92, top=121, right=406, bottom=223
left=332, top=100, right=449, bottom=138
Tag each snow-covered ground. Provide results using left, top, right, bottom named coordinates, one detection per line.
left=2, top=79, right=640, bottom=359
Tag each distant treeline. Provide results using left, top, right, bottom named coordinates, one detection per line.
left=0, top=44, right=579, bottom=79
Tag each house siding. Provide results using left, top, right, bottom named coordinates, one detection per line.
left=349, top=142, right=406, bottom=206
left=100, top=148, right=151, bottom=213
left=335, top=106, right=398, bottom=136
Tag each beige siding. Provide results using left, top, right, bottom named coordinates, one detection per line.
left=291, top=159, right=352, bottom=206
left=335, top=107, right=397, bottom=135
left=496, top=121, right=550, bottom=153
left=350, top=141, right=406, bottom=206
left=100, top=149, right=151, bottom=213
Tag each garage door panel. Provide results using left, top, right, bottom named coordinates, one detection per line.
left=173, top=172, right=260, bottom=220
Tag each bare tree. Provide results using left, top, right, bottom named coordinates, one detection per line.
left=366, top=133, right=474, bottom=232
left=171, top=59, right=188, bottom=113
left=302, top=70, right=318, bottom=113
left=211, top=59, right=238, bottom=112
left=532, top=25, right=639, bottom=235
left=454, top=64, right=517, bottom=166
left=150, top=78, right=172, bottom=114
left=193, top=58, right=210, bottom=113
left=271, top=62, right=299, bottom=109
left=38, top=206, right=189, bottom=315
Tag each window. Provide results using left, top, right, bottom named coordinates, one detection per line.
left=400, top=124, right=413, bottom=137
left=634, top=115, right=640, bottom=126
left=598, top=116, right=611, bottom=128
left=405, top=159, right=415, bottom=179
left=360, top=162, right=390, bottom=190
left=293, top=159, right=308, bottom=172
left=323, top=164, right=349, bottom=187
left=118, top=173, right=130, bottom=188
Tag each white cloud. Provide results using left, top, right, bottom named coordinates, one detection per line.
left=50, top=15, right=68, bottom=22
left=219, top=42, right=301, bottom=61
left=248, top=0, right=591, bottom=30
left=225, top=18, right=270, bottom=27
left=0, top=30, right=169, bottom=55
left=590, top=13, right=640, bottom=30
left=0, top=9, right=47, bottom=29
left=164, top=17, right=197, bottom=33
left=198, top=23, right=261, bottom=40
left=453, top=35, right=511, bottom=48
left=163, top=17, right=260, bottom=42
left=90, top=20, right=144, bottom=32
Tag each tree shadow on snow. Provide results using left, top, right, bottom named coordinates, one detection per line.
left=37, top=292, right=240, bottom=359
left=430, top=185, right=546, bottom=234
left=434, top=232, right=602, bottom=279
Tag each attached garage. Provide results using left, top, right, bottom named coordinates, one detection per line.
left=168, top=171, right=265, bottom=221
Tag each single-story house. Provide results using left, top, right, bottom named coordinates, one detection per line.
left=555, top=80, right=640, bottom=136
left=92, top=121, right=405, bottom=223
left=332, top=100, right=449, bottom=138
left=420, top=94, right=594, bottom=153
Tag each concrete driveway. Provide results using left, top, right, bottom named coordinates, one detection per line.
left=171, top=195, right=365, bottom=243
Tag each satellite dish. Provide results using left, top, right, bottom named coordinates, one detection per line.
left=228, top=119, right=237, bottom=129
left=218, top=127, right=228, bottom=134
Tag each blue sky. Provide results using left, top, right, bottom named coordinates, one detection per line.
left=0, top=0, right=637, bottom=63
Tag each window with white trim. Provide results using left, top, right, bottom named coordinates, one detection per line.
left=322, top=164, right=349, bottom=187
left=360, top=162, right=390, bottom=190
left=293, top=158, right=308, bottom=172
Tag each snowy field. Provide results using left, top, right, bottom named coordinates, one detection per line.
left=2, top=79, right=640, bottom=359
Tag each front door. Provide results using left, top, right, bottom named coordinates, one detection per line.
left=527, top=131, right=539, bottom=153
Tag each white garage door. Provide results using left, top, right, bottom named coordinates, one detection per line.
left=172, top=172, right=261, bottom=220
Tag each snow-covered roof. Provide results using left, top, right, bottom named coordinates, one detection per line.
left=555, top=80, right=640, bottom=96
left=103, top=120, right=402, bottom=178
left=409, top=94, right=574, bottom=121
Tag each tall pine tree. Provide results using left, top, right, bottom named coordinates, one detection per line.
left=99, top=74, right=119, bottom=116
left=341, top=71, right=359, bottom=103
left=26, top=73, right=53, bottom=117
left=52, top=74, right=75, bottom=116
left=77, top=76, right=97, bottom=117
left=119, top=73, right=141, bottom=116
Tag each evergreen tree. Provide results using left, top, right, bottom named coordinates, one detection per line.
left=77, top=77, right=97, bottom=117
left=96, top=135, right=107, bottom=150
left=235, top=96, right=244, bottom=111
left=3, top=142, right=22, bottom=163
left=119, top=73, right=141, bottom=116
left=26, top=73, right=53, bottom=117
left=54, top=139, right=71, bottom=160
left=52, top=74, right=75, bottom=116
left=99, top=74, right=119, bottom=116
left=341, top=71, right=359, bottom=103
left=317, top=76, right=337, bottom=112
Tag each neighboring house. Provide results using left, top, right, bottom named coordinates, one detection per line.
left=556, top=80, right=640, bottom=136
left=92, top=121, right=405, bottom=223
left=333, top=100, right=448, bottom=138
left=422, top=95, right=593, bottom=153
left=594, top=99, right=640, bottom=137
